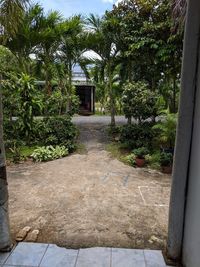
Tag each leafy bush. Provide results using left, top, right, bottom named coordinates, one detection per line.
left=152, top=110, right=177, bottom=148
left=17, top=73, right=43, bottom=141
left=122, top=82, right=158, bottom=123
left=124, top=154, right=136, bottom=166
left=4, top=116, right=78, bottom=154
left=41, top=116, right=78, bottom=151
left=31, top=145, right=68, bottom=162
left=8, top=140, right=24, bottom=163
left=133, top=147, right=149, bottom=159
left=159, top=152, right=173, bottom=167
left=68, top=94, right=80, bottom=116
left=46, top=89, right=67, bottom=115
left=119, top=122, right=155, bottom=149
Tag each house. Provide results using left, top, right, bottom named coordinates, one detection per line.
left=35, top=72, right=95, bottom=115
left=72, top=72, right=95, bottom=115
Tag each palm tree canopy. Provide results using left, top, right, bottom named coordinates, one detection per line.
left=173, top=0, right=187, bottom=28
left=0, top=0, right=29, bottom=43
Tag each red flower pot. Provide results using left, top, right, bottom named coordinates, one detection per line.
left=135, top=157, right=145, bottom=167
left=161, top=165, right=172, bottom=174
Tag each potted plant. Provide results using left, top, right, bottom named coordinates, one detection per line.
left=133, top=147, right=149, bottom=167
left=159, top=152, right=173, bottom=174
left=152, top=109, right=177, bottom=154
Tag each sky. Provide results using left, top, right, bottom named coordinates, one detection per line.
left=37, top=0, right=121, bottom=18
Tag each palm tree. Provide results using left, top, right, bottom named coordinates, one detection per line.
left=0, top=0, right=29, bottom=251
left=87, top=14, right=119, bottom=126
left=36, top=9, right=63, bottom=95
left=58, top=15, right=86, bottom=112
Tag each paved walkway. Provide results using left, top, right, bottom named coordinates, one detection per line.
left=0, top=242, right=173, bottom=267
left=72, top=115, right=128, bottom=125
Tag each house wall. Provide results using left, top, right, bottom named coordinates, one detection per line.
left=182, top=45, right=200, bottom=266
left=167, top=0, right=200, bottom=265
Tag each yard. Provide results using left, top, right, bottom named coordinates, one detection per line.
left=8, top=119, right=171, bottom=250
left=0, top=0, right=179, bottom=254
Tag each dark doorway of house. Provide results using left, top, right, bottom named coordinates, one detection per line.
left=76, top=85, right=95, bottom=115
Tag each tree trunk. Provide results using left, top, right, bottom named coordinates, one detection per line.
left=66, top=63, right=72, bottom=114
left=128, top=58, right=133, bottom=83
left=172, top=76, right=177, bottom=113
left=127, top=117, right=132, bottom=125
left=110, top=97, right=116, bottom=127
left=0, top=84, right=12, bottom=251
left=108, top=62, right=115, bottom=127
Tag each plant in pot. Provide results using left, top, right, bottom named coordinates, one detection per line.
left=133, top=147, right=149, bottom=167
left=159, top=152, right=173, bottom=174
left=152, top=109, right=177, bottom=154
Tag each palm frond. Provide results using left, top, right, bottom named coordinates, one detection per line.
left=173, top=0, right=187, bottom=30
left=0, top=0, right=30, bottom=43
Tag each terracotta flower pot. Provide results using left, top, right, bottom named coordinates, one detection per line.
left=161, top=165, right=172, bottom=174
left=135, top=157, right=145, bottom=167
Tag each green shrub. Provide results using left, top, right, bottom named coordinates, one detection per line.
left=31, top=145, right=68, bottom=162
left=152, top=110, right=177, bottom=148
left=42, top=116, right=77, bottom=151
left=133, top=147, right=149, bottom=159
left=159, top=152, right=173, bottom=167
left=146, top=152, right=161, bottom=169
left=122, top=82, right=158, bottom=123
left=8, top=140, right=23, bottom=163
left=4, top=116, right=78, bottom=154
left=119, top=122, right=155, bottom=149
left=124, top=154, right=136, bottom=166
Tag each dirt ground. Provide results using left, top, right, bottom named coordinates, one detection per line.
left=7, top=119, right=171, bottom=249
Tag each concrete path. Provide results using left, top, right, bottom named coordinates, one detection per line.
left=72, top=115, right=128, bottom=125
left=0, top=242, right=173, bottom=267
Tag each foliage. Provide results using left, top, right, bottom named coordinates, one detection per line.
left=159, top=152, right=173, bottom=166
left=17, top=73, right=43, bottom=140
left=106, top=0, right=183, bottom=112
left=8, top=140, right=23, bottom=163
left=0, top=0, right=184, bottom=167
left=0, top=0, right=29, bottom=44
left=4, top=116, right=78, bottom=157
left=122, top=81, right=158, bottom=123
left=87, top=13, right=119, bottom=126
left=146, top=151, right=161, bottom=169
left=46, top=89, right=67, bottom=115
left=2, top=72, right=20, bottom=118
left=132, top=147, right=149, bottom=159
left=119, top=122, right=155, bottom=149
left=34, top=116, right=78, bottom=152
left=68, top=91, right=80, bottom=116
left=123, top=154, right=136, bottom=166
left=152, top=110, right=177, bottom=148
left=31, top=145, right=68, bottom=162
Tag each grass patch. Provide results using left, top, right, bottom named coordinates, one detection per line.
left=106, top=142, right=161, bottom=170
left=6, top=145, right=37, bottom=162
left=105, top=142, right=131, bottom=164
left=75, top=143, right=87, bottom=154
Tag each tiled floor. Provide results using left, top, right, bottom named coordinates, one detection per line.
left=0, top=243, right=173, bottom=267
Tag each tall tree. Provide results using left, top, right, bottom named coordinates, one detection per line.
left=0, top=0, right=29, bottom=251
left=36, top=9, right=63, bottom=95
left=58, top=15, right=86, bottom=112
left=87, top=14, right=119, bottom=126
left=106, top=0, right=183, bottom=111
